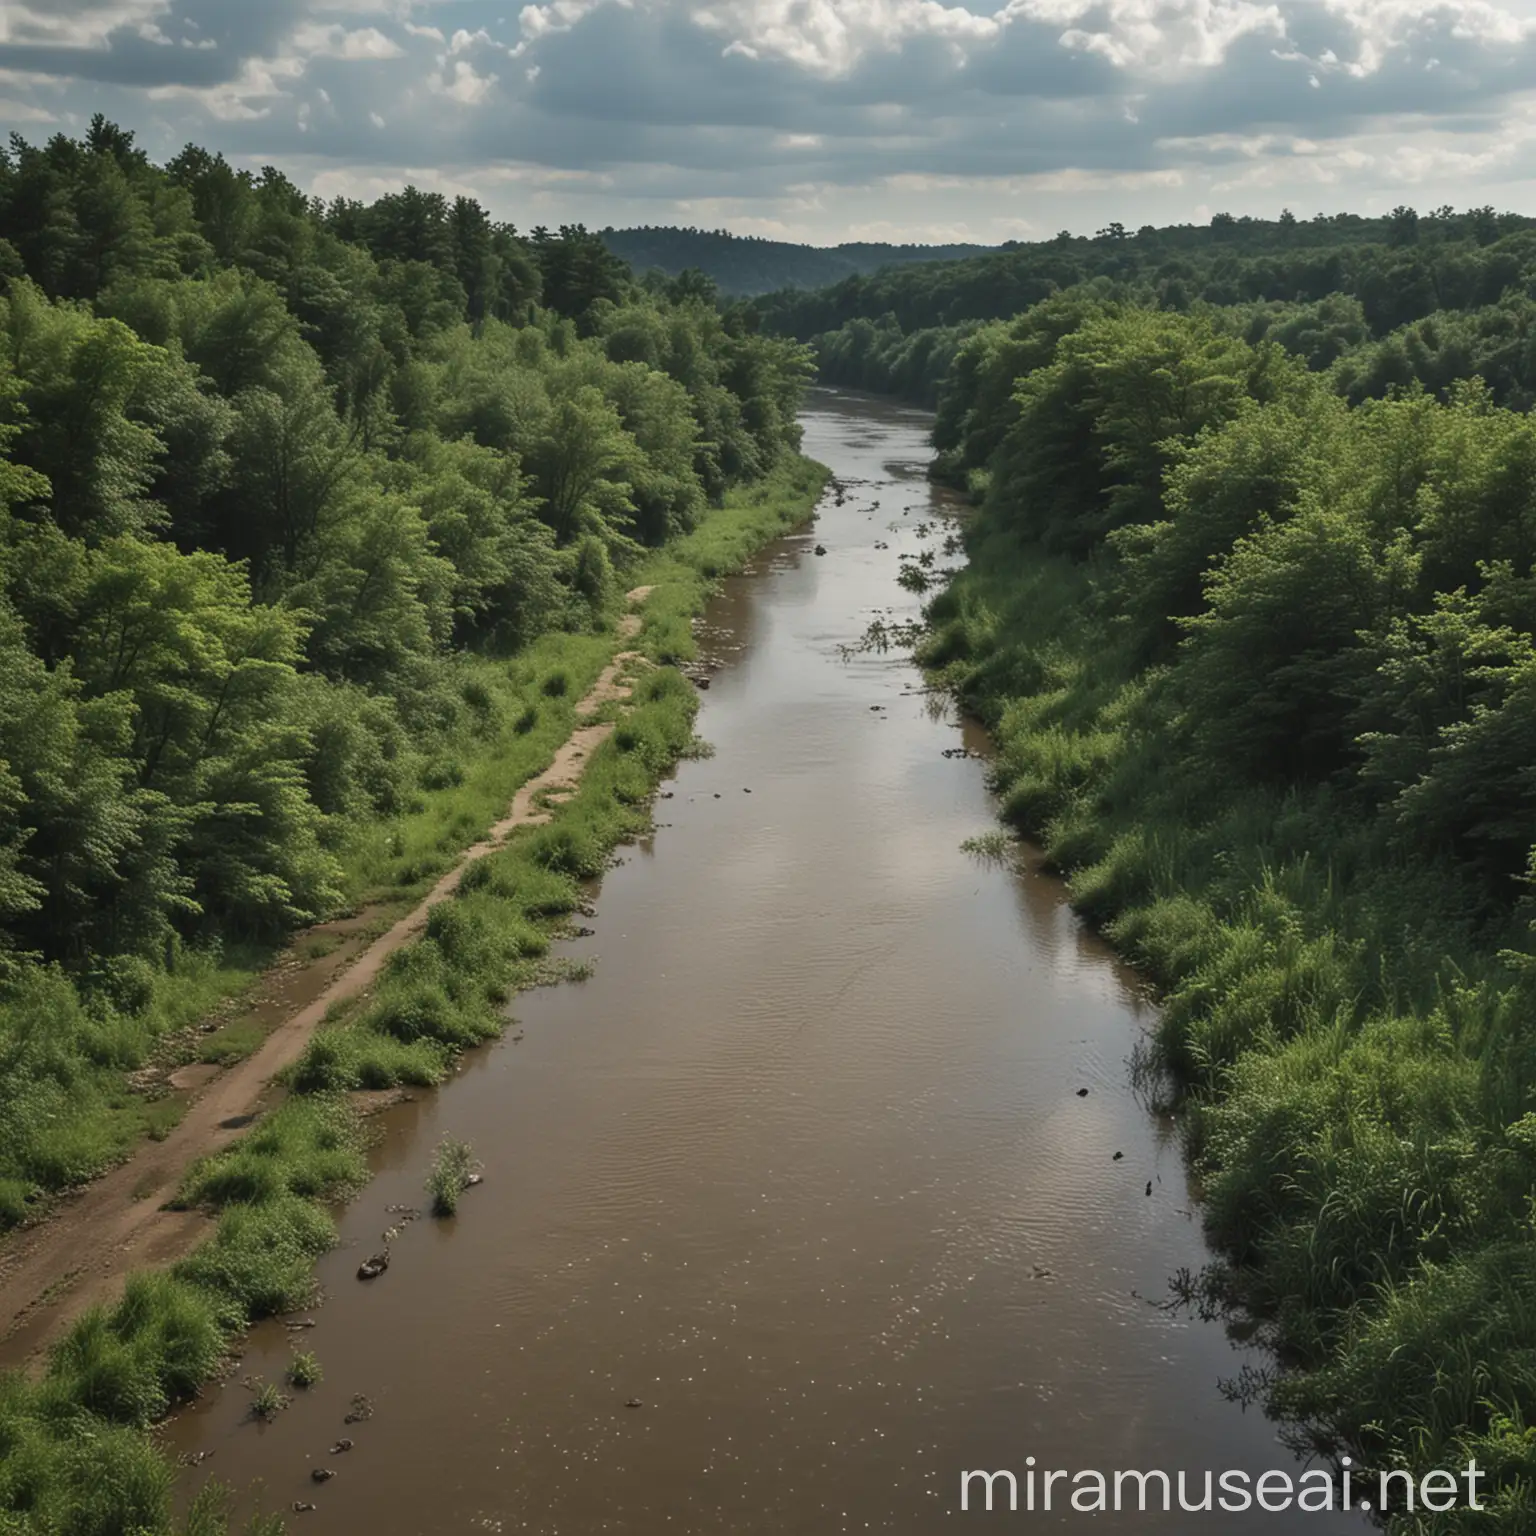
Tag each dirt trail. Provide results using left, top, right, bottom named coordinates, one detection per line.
left=0, top=593, right=655, bottom=1368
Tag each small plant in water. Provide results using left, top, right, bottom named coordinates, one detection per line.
left=427, top=1138, right=482, bottom=1216
left=288, top=1349, right=323, bottom=1389
left=960, top=830, right=1015, bottom=862
left=249, top=1377, right=291, bottom=1421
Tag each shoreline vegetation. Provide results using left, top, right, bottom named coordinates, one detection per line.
left=0, top=458, right=827, bottom=1536
left=910, top=296, right=1536, bottom=1531
left=0, top=114, right=824, bottom=1535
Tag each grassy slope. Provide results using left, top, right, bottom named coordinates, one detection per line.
left=922, top=525, right=1536, bottom=1533
left=0, top=458, right=827, bottom=1536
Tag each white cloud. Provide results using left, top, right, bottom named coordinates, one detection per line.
left=691, top=0, right=1003, bottom=75
left=517, top=0, right=612, bottom=42
left=1017, top=0, right=1285, bottom=72
left=436, top=57, right=499, bottom=102
left=147, top=53, right=305, bottom=121
left=0, top=1, right=167, bottom=49
left=0, top=94, right=54, bottom=122
left=292, top=22, right=406, bottom=60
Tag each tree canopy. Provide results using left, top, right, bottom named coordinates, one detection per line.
left=0, top=118, right=812, bottom=1218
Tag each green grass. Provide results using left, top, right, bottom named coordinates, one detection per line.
left=926, top=523, right=1536, bottom=1531
left=337, top=634, right=615, bottom=905
left=286, top=1349, right=321, bottom=1389
left=248, top=1379, right=289, bottom=1422
left=0, top=457, right=828, bottom=1536
left=194, top=1019, right=269, bottom=1067
left=177, top=1097, right=367, bottom=1211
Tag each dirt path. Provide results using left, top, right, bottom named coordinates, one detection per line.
left=0, top=595, right=655, bottom=1368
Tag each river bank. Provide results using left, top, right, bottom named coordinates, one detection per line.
left=159, top=390, right=1361, bottom=1534
left=0, top=459, right=827, bottom=1536
left=920, top=512, right=1535, bottom=1530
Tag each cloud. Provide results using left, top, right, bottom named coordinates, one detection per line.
left=435, top=57, right=499, bottom=102
left=689, top=0, right=1005, bottom=75
left=291, top=22, right=406, bottom=58
left=0, top=0, right=1532, bottom=242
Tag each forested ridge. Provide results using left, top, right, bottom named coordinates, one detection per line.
left=902, top=259, right=1536, bottom=1521
left=0, top=116, right=814, bottom=1224
left=758, top=205, right=1536, bottom=412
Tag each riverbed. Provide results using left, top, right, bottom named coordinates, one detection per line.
left=168, top=390, right=1363, bottom=1532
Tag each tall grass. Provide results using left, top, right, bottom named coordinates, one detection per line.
left=427, top=1139, right=480, bottom=1217
left=926, top=524, right=1536, bottom=1530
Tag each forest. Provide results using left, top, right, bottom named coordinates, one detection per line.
left=0, top=116, right=828, bottom=1535
left=761, top=206, right=1536, bottom=411
left=598, top=226, right=995, bottom=296
left=901, top=273, right=1536, bottom=1523
left=0, top=115, right=812, bottom=1203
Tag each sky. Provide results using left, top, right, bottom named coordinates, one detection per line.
left=1, top=0, right=1535, bottom=245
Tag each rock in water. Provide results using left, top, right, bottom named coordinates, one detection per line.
left=357, top=1251, right=389, bottom=1280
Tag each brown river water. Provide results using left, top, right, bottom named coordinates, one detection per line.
left=168, top=391, right=1364, bottom=1533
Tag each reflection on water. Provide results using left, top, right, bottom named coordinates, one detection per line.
left=167, top=389, right=1361, bottom=1533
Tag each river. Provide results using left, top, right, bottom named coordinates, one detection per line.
left=168, top=390, right=1363, bottom=1532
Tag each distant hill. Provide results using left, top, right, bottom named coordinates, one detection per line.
left=598, top=226, right=1000, bottom=296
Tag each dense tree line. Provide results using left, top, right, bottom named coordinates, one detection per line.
left=761, top=206, right=1536, bottom=336
left=921, top=297, right=1536, bottom=1527
left=770, top=208, right=1536, bottom=417
left=598, top=226, right=995, bottom=296
left=0, top=118, right=811, bottom=1220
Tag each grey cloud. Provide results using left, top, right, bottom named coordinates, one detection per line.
left=0, top=0, right=1533, bottom=240
left=0, top=0, right=311, bottom=87
left=526, top=9, right=811, bottom=127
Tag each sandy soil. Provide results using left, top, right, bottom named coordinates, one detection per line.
left=0, top=595, right=654, bottom=1368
